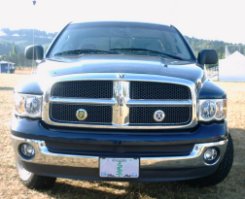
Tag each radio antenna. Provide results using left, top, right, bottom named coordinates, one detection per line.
left=31, top=0, right=37, bottom=73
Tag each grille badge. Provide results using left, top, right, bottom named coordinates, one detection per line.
left=119, top=74, right=125, bottom=79
left=153, top=110, right=165, bottom=122
left=76, top=109, right=88, bottom=121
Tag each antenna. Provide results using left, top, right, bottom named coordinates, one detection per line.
left=31, top=0, right=37, bottom=73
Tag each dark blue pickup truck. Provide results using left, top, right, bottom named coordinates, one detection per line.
left=11, top=21, right=233, bottom=189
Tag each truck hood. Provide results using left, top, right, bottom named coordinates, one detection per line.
left=37, top=55, right=205, bottom=83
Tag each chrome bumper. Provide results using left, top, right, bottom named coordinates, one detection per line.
left=12, top=135, right=228, bottom=169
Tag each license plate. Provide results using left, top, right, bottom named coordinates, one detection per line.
left=99, top=158, right=139, bottom=178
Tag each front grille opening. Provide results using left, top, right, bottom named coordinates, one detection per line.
left=46, top=140, right=194, bottom=157
left=51, top=81, right=113, bottom=98
left=50, top=104, right=112, bottom=124
left=130, top=106, right=192, bottom=125
left=130, top=82, right=191, bottom=100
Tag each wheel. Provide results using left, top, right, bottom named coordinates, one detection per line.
left=188, top=134, right=234, bottom=187
left=17, top=161, right=56, bottom=189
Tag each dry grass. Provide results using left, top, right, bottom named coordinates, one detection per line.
left=14, top=67, right=33, bottom=75
left=0, top=74, right=244, bottom=199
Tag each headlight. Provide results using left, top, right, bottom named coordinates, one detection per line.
left=15, top=93, right=42, bottom=118
left=198, top=99, right=227, bottom=122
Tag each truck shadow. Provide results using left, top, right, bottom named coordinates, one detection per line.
left=0, top=86, right=14, bottom=91
left=44, top=180, right=218, bottom=199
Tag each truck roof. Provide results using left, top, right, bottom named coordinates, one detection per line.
left=70, top=21, right=173, bottom=31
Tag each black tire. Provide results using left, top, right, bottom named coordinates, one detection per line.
left=17, top=161, right=56, bottom=190
left=188, top=134, right=234, bottom=187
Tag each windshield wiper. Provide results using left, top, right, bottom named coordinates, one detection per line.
left=54, top=49, right=118, bottom=56
left=110, top=48, right=186, bottom=60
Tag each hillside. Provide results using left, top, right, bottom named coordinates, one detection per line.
left=186, top=37, right=245, bottom=58
left=0, top=28, right=55, bottom=48
left=0, top=28, right=245, bottom=66
left=0, top=28, right=56, bottom=66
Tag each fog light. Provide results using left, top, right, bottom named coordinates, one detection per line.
left=19, top=143, right=35, bottom=159
left=203, top=147, right=219, bottom=165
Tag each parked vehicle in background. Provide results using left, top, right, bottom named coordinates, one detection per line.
left=11, top=21, right=233, bottom=189
left=0, top=61, right=15, bottom=73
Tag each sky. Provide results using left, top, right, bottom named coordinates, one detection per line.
left=0, top=0, right=245, bottom=44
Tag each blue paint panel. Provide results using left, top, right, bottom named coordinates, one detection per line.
left=15, top=80, right=43, bottom=94
left=12, top=118, right=228, bottom=146
left=199, top=80, right=226, bottom=99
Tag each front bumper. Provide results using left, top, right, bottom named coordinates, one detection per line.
left=12, top=135, right=228, bottom=182
left=11, top=118, right=229, bottom=181
left=13, top=135, right=227, bottom=169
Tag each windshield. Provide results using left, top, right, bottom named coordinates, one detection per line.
left=47, top=22, right=194, bottom=60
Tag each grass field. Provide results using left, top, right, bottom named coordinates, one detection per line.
left=0, top=73, right=244, bottom=199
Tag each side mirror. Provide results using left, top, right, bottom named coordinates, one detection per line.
left=197, top=49, right=218, bottom=65
left=25, top=45, right=44, bottom=60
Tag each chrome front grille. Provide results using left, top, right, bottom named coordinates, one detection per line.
left=42, top=73, right=197, bottom=129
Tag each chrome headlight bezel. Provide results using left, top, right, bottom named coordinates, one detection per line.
left=14, top=93, right=43, bottom=118
left=198, top=99, right=227, bottom=122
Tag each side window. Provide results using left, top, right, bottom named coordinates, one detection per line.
left=173, top=34, right=192, bottom=59
left=54, top=32, right=74, bottom=52
left=160, top=32, right=192, bottom=59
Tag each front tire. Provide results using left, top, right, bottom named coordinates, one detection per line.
left=17, top=161, right=56, bottom=189
left=188, top=134, right=234, bottom=187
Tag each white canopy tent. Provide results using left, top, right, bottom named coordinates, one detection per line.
left=219, top=51, right=245, bottom=81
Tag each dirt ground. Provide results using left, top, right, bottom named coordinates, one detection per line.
left=0, top=73, right=244, bottom=199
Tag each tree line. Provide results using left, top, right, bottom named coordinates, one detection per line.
left=186, top=37, right=245, bottom=58
left=0, top=42, right=32, bottom=66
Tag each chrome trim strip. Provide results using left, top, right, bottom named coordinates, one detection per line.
left=42, top=73, right=198, bottom=129
left=128, top=100, right=192, bottom=107
left=12, top=135, right=228, bottom=169
left=49, top=98, right=192, bottom=107
left=50, top=97, right=116, bottom=105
